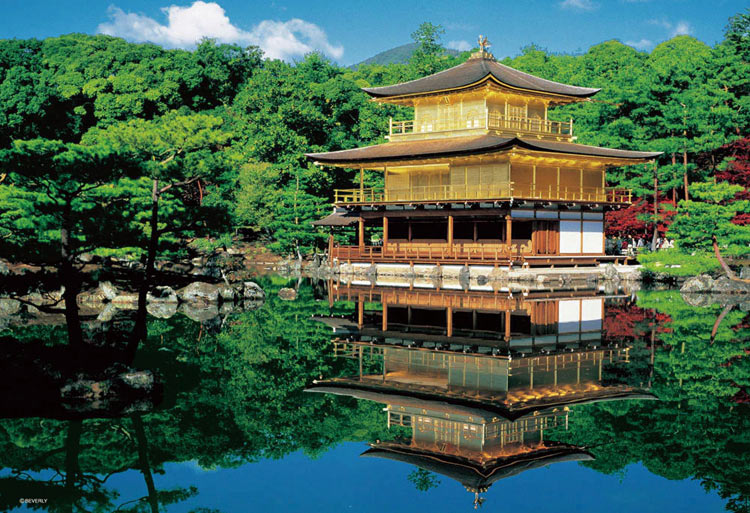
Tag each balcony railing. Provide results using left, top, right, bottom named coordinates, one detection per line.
left=334, top=184, right=631, bottom=204
left=389, top=108, right=573, bottom=137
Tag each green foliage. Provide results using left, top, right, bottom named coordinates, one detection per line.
left=1, top=15, right=750, bottom=258
left=669, top=182, right=750, bottom=254
left=0, top=138, right=142, bottom=262
left=639, top=248, right=721, bottom=276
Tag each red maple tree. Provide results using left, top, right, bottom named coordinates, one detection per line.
left=714, top=136, right=750, bottom=225
left=605, top=197, right=676, bottom=238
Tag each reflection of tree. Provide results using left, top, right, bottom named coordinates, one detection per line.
left=553, top=291, right=750, bottom=513
left=407, top=468, right=440, bottom=492
left=5, top=280, right=750, bottom=511
left=0, top=277, right=388, bottom=511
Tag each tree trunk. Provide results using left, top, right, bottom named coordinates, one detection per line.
left=133, top=414, right=159, bottom=513
left=651, top=163, right=659, bottom=251
left=683, top=150, right=689, bottom=202
left=64, top=420, right=82, bottom=513
left=712, top=235, right=739, bottom=280
left=60, top=200, right=83, bottom=352
left=129, top=179, right=160, bottom=361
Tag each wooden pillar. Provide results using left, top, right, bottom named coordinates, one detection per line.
left=358, top=217, right=365, bottom=249
left=357, top=299, right=364, bottom=329
left=359, top=346, right=362, bottom=381
left=447, top=307, right=453, bottom=337
left=447, top=215, right=454, bottom=246
left=359, top=168, right=364, bottom=200
left=505, top=310, right=511, bottom=340
left=383, top=216, right=389, bottom=250
left=505, top=215, right=513, bottom=257
left=328, top=234, right=334, bottom=264
left=382, top=304, right=388, bottom=331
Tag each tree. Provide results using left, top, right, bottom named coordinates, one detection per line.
left=668, top=181, right=750, bottom=255
left=409, top=22, right=447, bottom=77
left=81, top=111, right=234, bottom=353
left=0, top=139, right=140, bottom=347
left=715, top=136, right=750, bottom=225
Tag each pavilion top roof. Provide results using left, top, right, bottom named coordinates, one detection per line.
left=362, top=54, right=600, bottom=101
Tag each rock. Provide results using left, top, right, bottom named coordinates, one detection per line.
left=489, top=267, right=508, bottom=282
left=111, top=293, right=139, bottom=309
left=458, top=266, right=470, bottom=290
left=603, top=264, right=620, bottom=281
left=476, top=275, right=489, bottom=286
left=680, top=274, right=715, bottom=294
left=712, top=275, right=750, bottom=294
left=180, top=303, right=220, bottom=323
left=0, top=260, right=9, bottom=276
left=77, top=252, right=95, bottom=263
left=242, top=299, right=264, bottom=311
left=147, top=285, right=178, bottom=303
left=98, top=281, right=119, bottom=301
left=118, top=371, right=154, bottom=392
left=147, top=301, right=178, bottom=319
left=243, top=281, right=266, bottom=300
left=61, top=379, right=110, bottom=401
left=96, top=304, right=118, bottom=322
left=216, top=284, right=237, bottom=302
left=740, top=267, right=750, bottom=280
left=0, top=298, right=21, bottom=316
left=278, top=287, right=297, bottom=301
left=178, top=282, right=220, bottom=303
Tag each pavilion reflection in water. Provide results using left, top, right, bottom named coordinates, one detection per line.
left=308, top=283, right=652, bottom=507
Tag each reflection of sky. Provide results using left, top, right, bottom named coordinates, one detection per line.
left=101, top=442, right=724, bottom=513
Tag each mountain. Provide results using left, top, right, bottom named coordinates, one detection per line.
left=352, top=43, right=461, bottom=68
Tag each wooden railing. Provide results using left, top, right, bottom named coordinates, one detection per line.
left=334, top=184, right=632, bottom=204
left=488, top=112, right=572, bottom=135
left=389, top=108, right=573, bottom=137
left=331, top=243, right=528, bottom=263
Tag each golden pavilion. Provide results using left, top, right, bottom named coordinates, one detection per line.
left=308, top=37, right=660, bottom=268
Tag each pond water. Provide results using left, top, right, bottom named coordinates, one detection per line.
left=1, top=275, right=749, bottom=512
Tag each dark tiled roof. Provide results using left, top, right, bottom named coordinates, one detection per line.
left=361, top=444, right=593, bottom=491
left=306, top=135, right=661, bottom=165
left=362, top=56, right=600, bottom=99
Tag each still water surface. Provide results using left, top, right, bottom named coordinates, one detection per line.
left=1, top=275, right=748, bottom=512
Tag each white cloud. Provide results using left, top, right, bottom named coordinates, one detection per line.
left=560, top=0, right=597, bottom=10
left=446, top=40, right=472, bottom=52
left=646, top=18, right=692, bottom=38
left=625, top=38, right=653, bottom=50
left=670, top=21, right=692, bottom=37
left=97, top=1, right=343, bottom=60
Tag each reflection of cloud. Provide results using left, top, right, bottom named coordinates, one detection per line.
left=560, top=0, right=597, bottom=10
left=97, top=1, right=343, bottom=60
left=447, top=40, right=471, bottom=52
left=182, top=460, right=219, bottom=473
left=625, top=38, right=653, bottom=50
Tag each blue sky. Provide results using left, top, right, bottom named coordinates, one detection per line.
left=0, top=0, right=746, bottom=64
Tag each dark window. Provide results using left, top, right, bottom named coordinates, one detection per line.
left=476, top=221, right=503, bottom=241
left=513, top=221, right=533, bottom=240
left=387, top=306, right=408, bottom=325
left=389, top=220, right=409, bottom=240
left=411, top=220, right=447, bottom=241
left=410, top=307, right=446, bottom=327
left=453, top=310, right=474, bottom=329
left=510, top=314, right=532, bottom=335
left=454, top=220, right=474, bottom=240
left=475, top=312, right=503, bottom=332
